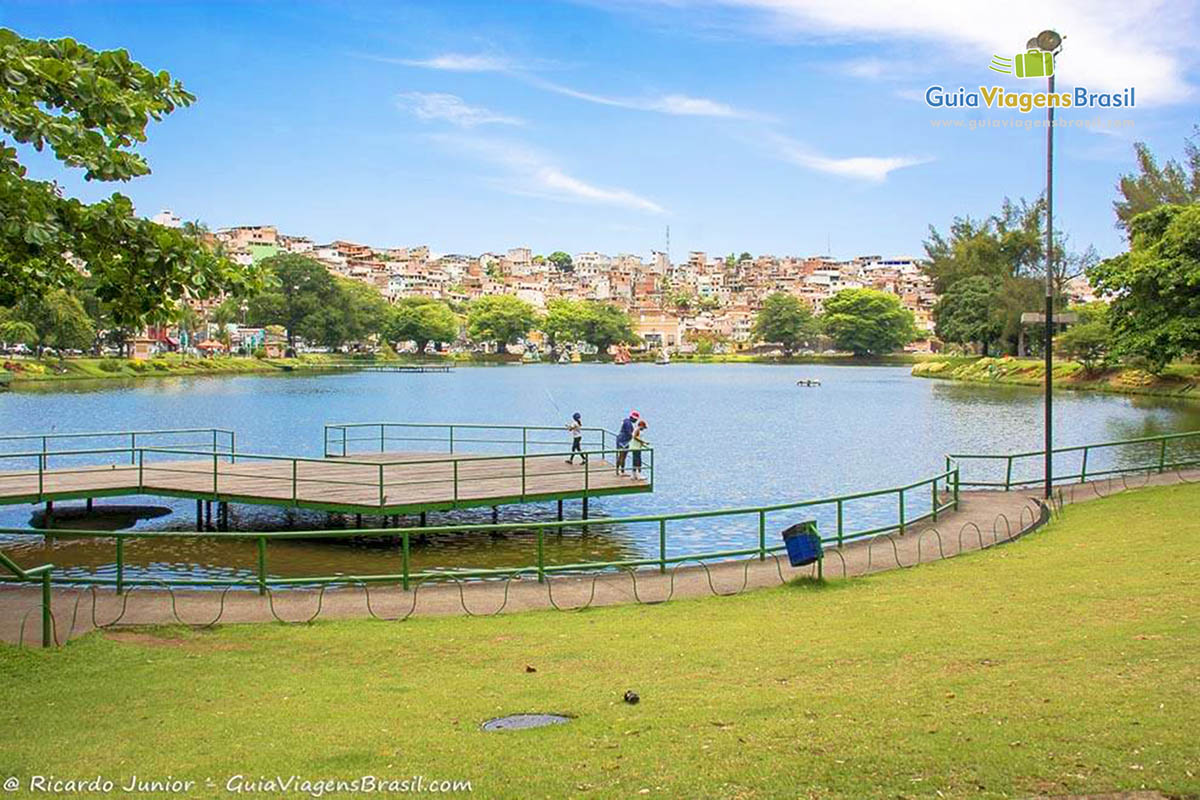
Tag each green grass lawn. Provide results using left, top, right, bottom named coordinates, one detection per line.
left=2, top=485, right=1198, bottom=798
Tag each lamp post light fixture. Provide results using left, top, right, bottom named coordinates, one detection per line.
left=1035, top=29, right=1063, bottom=499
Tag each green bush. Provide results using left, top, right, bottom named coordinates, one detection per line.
left=97, top=359, right=125, bottom=373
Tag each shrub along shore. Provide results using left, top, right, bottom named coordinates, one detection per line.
left=912, top=356, right=1200, bottom=400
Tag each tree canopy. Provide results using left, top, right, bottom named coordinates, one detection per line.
left=386, top=297, right=458, bottom=353
left=751, top=292, right=816, bottom=354
left=1114, top=130, right=1200, bottom=236
left=932, top=276, right=1005, bottom=355
left=466, top=295, right=537, bottom=346
left=0, top=28, right=265, bottom=326
left=1088, top=204, right=1200, bottom=372
left=822, top=289, right=916, bottom=356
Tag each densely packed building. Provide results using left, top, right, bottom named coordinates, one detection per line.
left=158, top=210, right=943, bottom=351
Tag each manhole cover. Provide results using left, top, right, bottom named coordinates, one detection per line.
left=481, top=713, right=571, bottom=731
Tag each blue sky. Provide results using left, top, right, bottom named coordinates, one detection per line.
left=3, top=0, right=1197, bottom=260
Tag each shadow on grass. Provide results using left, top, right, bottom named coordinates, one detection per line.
left=785, top=576, right=845, bottom=593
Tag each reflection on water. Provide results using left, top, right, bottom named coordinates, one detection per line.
left=2, top=364, right=1199, bottom=582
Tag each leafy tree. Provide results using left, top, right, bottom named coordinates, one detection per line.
left=467, top=295, right=537, bottom=346
left=245, top=255, right=337, bottom=347
left=336, top=277, right=391, bottom=345
left=0, top=28, right=265, bottom=326
left=933, top=276, right=1005, bottom=355
left=752, top=292, right=817, bottom=354
left=1114, top=129, right=1200, bottom=236
left=822, top=289, right=916, bottom=356
left=1088, top=204, right=1200, bottom=372
left=1056, top=321, right=1111, bottom=374
left=547, top=251, right=573, bottom=272
left=386, top=297, right=458, bottom=353
left=542, top=299, right=586, bottom=347
left=577, top=302, right=634, bottom=352
left=738, top=252, right=752, bottom=263
left=14, top=290, right=94, bottom=355
left=0, top=319, right=36, bottom=348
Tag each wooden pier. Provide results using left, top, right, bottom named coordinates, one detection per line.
left=0, top=424, right=652, bottom=519
left=315, top=364, right=453, bottom=373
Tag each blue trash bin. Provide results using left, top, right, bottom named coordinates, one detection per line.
left=781, top=520, right=821, bottom=567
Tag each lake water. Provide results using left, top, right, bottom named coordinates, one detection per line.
left=2, top=364, right=1198, bottom=583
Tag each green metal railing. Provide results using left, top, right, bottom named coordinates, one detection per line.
left=323, top=422, right=614, bottom=458
left=0, top=467, right=957, bottom=595
left=948, top=430, right=1200, bottom=490
left=0, top=550, right=53, bottom=647
left=0, top=427, right=235, bottom=471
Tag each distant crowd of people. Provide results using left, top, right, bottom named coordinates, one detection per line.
left=565, top=410, right=649, bottom=479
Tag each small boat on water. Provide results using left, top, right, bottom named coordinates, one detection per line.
left=796, top=378, right=821, bottom=387
left=655, top=349, right=671, bottom=365
left=613, top=345, right=631, bottom=365
left=557, top=351, right=571, bottom=364
left=522, top=350, right=541, bottom=363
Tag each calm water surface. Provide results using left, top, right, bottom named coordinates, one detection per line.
left=2, top=364, right=1197, bottom=582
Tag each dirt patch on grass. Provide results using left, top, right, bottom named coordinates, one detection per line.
left=1031, top=792, right=1176, bottom=800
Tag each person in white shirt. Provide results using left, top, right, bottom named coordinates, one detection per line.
left=565, top=412, right=583, bottom=464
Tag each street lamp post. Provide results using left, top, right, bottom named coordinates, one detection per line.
left=1033, top=29, right=1063, bottom=500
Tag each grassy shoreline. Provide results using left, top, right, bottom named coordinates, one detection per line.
left=913, top=356, right=1200, bottom=401
left=2, top=484, right=1197, bottom=798
left=0, top=352, right=933, bottom=387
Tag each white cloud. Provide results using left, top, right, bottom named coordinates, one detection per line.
left=671, top=0, right=1196, bottom=105
left=768, top=134, right=931, bottom=181
left=525, top=75, right=763, bottom=119
left=433, top=135, right=666, bottom=213
left=397, top=92, right=523, bottom=127
left=395, top=53, right=515, bottom=72
left=388, top=52, right=761, bottom=119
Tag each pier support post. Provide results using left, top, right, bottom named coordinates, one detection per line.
left=44, top=501, right=53, bottom=527
left=582, top=497, right=589, bottom=520
left=205, top=501, right=213, bottom=530
left=86, top=498, right=93, bottom=511
left=420, top=511, right=427, bottom=527
left=196, top=499, right=203, bottom=531
left=492, top=506, right=499, bottom=524
left=219, top=502, right=229, bottom=531
left=557, top=500, right=563, bottom=521
left=355, top=513, right=362, bottom=528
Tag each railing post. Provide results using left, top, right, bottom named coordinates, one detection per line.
left=521, top=455, right=526, bottom=500
left=211, top=428, right=217, bottom=455
left=1080, top=446, right=1089, bottom=483
left=453, top=460, right=459, bottom=504
left=379, top=424, right=385, bottom=453
left=130, top=432, right=136, bottom=465
left=402, top=530, right=410, bottom=591
left=1004, top=456, right=1013, bottom=491
left=341, top=427, right=346, bottom=458
left=1158, top=438, right=1168, bottom=473
left=41, top=435, right=47, bottom=471
left=256, top=537, right=267, bottom=596
left=115, top=537, right=125, bottom=595
left=659, top=519, right=667, bottom=574
left=37, top=448, right=44, bottom=499
left=898, top=488, right=906, bottom=535
left=522, top=428, right=528, bottom=456
left=931, top=477, right=938, bottom=522
left=138, top=449, right=144, bottom=493
left=537, top=528, right=545, bottom=583
left=378, top=464, right=385, bottom=507
left=230, top=430, right=236, bottom=463
left=836, top=499, right=844, bottom=547
left=292, top=460, right=298, bottom=504
left=449, top=425, right=455, bottom=454
left=41, top=570, right=52, bottom=648
left=212, top=452, right=218, bottom=495
left=953, top=468, right=960, bottom=509
left=758, top=510, right=766, bottom=560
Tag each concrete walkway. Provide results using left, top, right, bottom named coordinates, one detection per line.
left=2, top=470, right=1195, bottom=646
